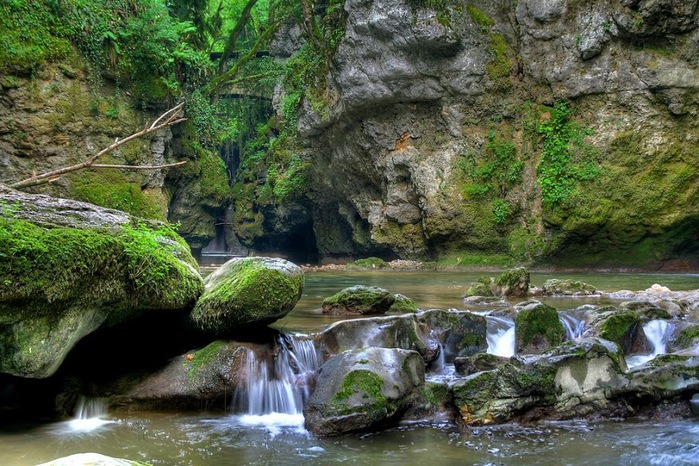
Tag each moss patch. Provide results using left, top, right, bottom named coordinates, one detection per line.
left=598, top=311, right=639, bottom=347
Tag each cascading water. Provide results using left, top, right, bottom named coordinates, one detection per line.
left=232, top=335, right=321, bottom=429
left=61, top=396, right=113, bottom=433
left=485, top=316, right=515, bottom=358
left=626, top=319, right=674, bottom=369
left=559, top=312, right=586, bottom=340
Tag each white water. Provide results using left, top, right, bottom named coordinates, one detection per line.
left=559, top=312, right=586, bottom=340
left=57, top=396, right=114, bottom=433
left=485, top=316, right=515, bottom=358
left=626, top=320, right=674, bottom=369
left=231, top=335, right=321, bottom=430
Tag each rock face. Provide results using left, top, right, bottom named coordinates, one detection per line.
left=321, top=285, right=395, bottom=315
left=190, top=257, right=304, bottom=335
left=259, top=0, right=699, bottom=267
left=304, top=347, right=425, bottom=436
left=0, top=189, right=203, bottom=378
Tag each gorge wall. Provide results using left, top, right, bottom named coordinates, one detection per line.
left=272, top=0, right=699, bottom=268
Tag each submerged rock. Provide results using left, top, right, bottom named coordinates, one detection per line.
left=37, top=453, right=148, bottom=466
left=0, top=189, right=203, bottom=378
left=190, top=257, right=303, bottom=335
left=304, top=347, right=424, bottom=436
left=321, top=285, right=395, bottom=315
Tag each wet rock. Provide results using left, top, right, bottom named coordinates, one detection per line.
left=315, top=314, right=427, bottom=360
left=589, top=309, right=642, bottom=352
left=626, top=354, right=699, bottom=397
left=542, top=279, right=596, bottom=296
left=190, top=257, right=303, bottom=335
left=673, top=324, right=699, bottom=351
left=514, top=301, right=566, bottom=354
left=454, top=353, right=509, bottom=376
left=321, top=285, right=395, bottom=315
left=112, top=340, right=249, bottom=411
left=463, top=278, right=494, bottom=298
left=494, top=268, right=530, bottom=298
left=0, top=190, right=203, bottom=379
left=417, top=310, right=488, bottom=361
left=389, top=293, right=419, bottom=313
left=304, top=347, right=425, bottom=436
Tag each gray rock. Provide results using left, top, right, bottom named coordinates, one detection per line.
left=190, top=257, right=304, bottom=335
left=304, top=347, right=424, bottom=436
left=417, top=309, right=488, bottom=362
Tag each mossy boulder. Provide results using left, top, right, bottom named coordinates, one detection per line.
left=389, top=293, right=419, bottom=313
left=304, top=347, right=425, bottom=436
left=321, top=285, right=395, bottom=315
left=494, top=268, right=530, bottom=298
left=190, top=257, right=304, bottom=335
left=0, top=189, right=203, bottom=378
left=542, top=279, right=596, bottom=296
left=674, top=324, right=699, bottom=350
left=515, top=301, right=566, bottom=354
left=592, top=310, right=642, bottom=352
left=113, top=340, right=250, bottom=411
left=464, top=277, right=495, bottom=297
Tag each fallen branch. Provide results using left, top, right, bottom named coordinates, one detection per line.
left=9, top=102, right=187, bottom=190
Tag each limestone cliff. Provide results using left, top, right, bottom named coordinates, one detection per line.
left=276, top=0, right=699, bottom=268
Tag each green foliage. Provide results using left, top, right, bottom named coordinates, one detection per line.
left=463, top=129, right=523, bottom=197
left=536, top=101, right=601, bottom=208
left=0, top=1, right=73, bottom=73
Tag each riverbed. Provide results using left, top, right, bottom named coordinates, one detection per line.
left=1, top=270, right=697, bottom=465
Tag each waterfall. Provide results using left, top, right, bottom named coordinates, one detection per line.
left=63, top=396, right=113, bottom=433
left=233, top=335, right=321, bottom=422
left=560, top=312, right=586, bottom=340
left=486, top=315, right=515, bottom=358
left=626, top=320, right=674, bottom=369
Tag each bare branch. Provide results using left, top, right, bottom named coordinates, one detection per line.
left=9, top=104, right=187, bottom=190
left=90, top=161, right=187, bottom=170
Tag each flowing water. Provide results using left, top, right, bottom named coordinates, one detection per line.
left=626, top=319, right=675, bottom=369
left=1, top=270, right=698, bottom=465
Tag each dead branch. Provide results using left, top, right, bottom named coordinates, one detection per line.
left=9, top=102, right=187, bottom=190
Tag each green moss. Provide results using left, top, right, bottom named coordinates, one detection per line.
left=0, top=217, right=203, bottom=321
left=486, top=33, right=513, bottom=91
left=331, top=369, right=386, bottom=415
left=185, top=340, right=228, bottom=379
left=389, top=294, right=419, bottom=313
left=70, top=169, right=166, bottom=220
left=466, top=4, right=494, bottom=31
left=674, top=325, right=699, bottom=349
left=465, top=277, right=494, bottom=297
left=191, top=258, right=303, bottom=332
left=322, top=286, right=395, bottom=314
left=515, top=304, right=565, bottom=350
left=495, top=267, right=529, bottom=288
left=346, top=257, right=388, bottom=269
left=598, top=312, right=639, bottom=346
left=422, top=382, right=449, bottom=407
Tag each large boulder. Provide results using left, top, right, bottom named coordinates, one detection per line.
left=515, top=301, right=566, bottom=354
left=304, top=347, right=425, bottom=436
left=493, top=268, right=530, bottom=298
left=112, top=340, right=249, bottom=411
left=321, top=285, right=395, bottom=315
left=190, top=257, right=304, bottom=335
left=0, top=189, right=203, bottom=378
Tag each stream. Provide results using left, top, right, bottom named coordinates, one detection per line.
left=1, top=270, right=698, bottom=465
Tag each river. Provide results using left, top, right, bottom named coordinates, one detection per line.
left=1, top=270, right=697, bottom=465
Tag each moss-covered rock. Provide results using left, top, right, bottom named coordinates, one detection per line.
left=389, top=293, right=418, bottom=313
left=594, top=310, right=641, bottom=351
left=321, top=285, right=395, bottom=315
left=494, top=267, right=530, bottom=297
left=417, top=309, right=488, bottom=361
left=346, top=257, right=388, bottom=269
left=542, top=279, right=596, bottom=296
left=464, top=277, right=495, bottom=297
left=454, top=352, right=509, bottom=376
left=0, top=189, right=203, bottom=378
left=515, top=301, right=565, bottom=354
left=190, top=257, right=304, bottom=335
left=303, top=347, right=424, bottom=436
left=673, top=324, right=699, bottom=350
